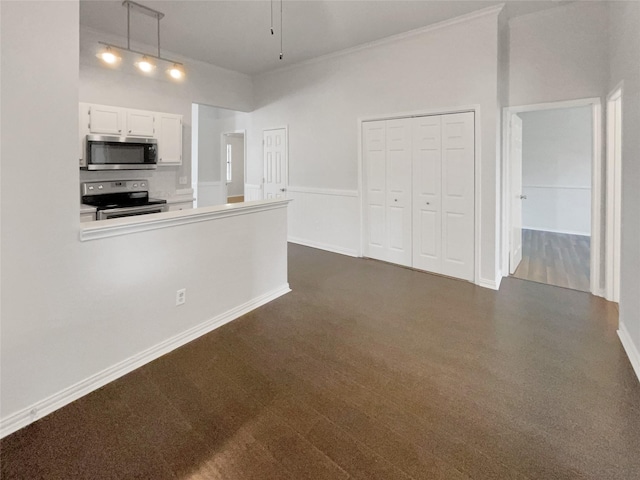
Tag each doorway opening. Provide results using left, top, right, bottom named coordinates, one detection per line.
left=504, top=99, right=602, bottom=294
left=191, top=103, right=248, bottom=208
left=223, top=132, right=245, bottom=204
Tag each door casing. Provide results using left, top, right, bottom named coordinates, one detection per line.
left=606, top=84, right=623, bottom=302
left=502, top=97, right=603, bottom=296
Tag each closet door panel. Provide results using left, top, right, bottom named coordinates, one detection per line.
left=412, top=115, right=442, bottom=272
left=441, top=112, right=475, bottom=281
left=385, top=118, right=412, bottom=267
left=363, top=121, right=387, bottom=261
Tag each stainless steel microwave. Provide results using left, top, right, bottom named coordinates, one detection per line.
left=83, top=135, right=158, bottom=170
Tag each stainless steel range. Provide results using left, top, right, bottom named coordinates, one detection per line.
left=81, top=180, right=168, bottom=220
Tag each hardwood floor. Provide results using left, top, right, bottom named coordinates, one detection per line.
left=513, top=229, right=591, bottom=292
left=227, top=195, right=245, bottom=204
left=2, top=244, right=638, bottom=479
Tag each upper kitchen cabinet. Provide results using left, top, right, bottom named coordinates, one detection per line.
left=78, top=103, right=183, bottom=167
left=126, top=109, right=155, bottom=137
left=157, top=114, right=183, bottom=165
left=88, top=104, right=124, bottom=135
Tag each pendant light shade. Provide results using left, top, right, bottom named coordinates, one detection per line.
left=167, top=63, right=185, bottom=80
left=135, top=56, right=156, bottom=73
left=96, top=46, right=121, bottom=65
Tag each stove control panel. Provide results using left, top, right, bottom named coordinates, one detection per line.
left=81, top=180, right=149, bottom=196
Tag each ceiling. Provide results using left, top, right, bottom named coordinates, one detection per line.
left=80, top=1, right=566, bottom=76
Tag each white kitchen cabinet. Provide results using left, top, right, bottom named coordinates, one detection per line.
left=126, top=109, right=155, bottom=137
left=88, top=104, right=124, bottom=135
left=157, top=114, right=183, bottom=165
left=78, top=103, right=183, bottom=167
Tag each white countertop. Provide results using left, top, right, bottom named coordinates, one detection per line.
left=165, top=197, right=195, bottom=205
left=80, top=204, right=97, bottom=214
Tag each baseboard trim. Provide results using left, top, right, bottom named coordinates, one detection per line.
left=618, top=321, right=640, bottom=383
left=477, top=277, right=501, bottom=290
left=288, top=237, right=359, bottom=257
left=0, top=284, right=291, bottom=439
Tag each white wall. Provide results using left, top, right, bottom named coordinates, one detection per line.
left=505, top=1, right=609, bottom=286
left=609, top=1, right=640, bottom=380
left=79, top=27, right=253, bottom=198
left=509, top=2, right=609, bottom=106
left=249, top=9, right=502, bottom=285
left=520, top=106, right=592, bottom=236
left=1, top=1, right=288, bottom=435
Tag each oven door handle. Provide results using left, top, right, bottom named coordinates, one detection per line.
left=97, top=204, right=168, bottom=220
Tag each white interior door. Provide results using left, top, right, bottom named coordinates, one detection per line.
left=412, top=115, right=442, bottom=272
left=263, top=128, right=287, bottom=199
left=385, top=119, right=413, bottom=267
left=363, top=121, right=387, bottom=262
left=441, top=112, right=475, bottom=281
left=509, top=114, right=524, bottom=274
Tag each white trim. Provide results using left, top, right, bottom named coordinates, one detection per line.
left=288, top=237, right=359, bottom=258
left=590, top=102, right=603, bottom=296
left=287, top=186, right=359, bottom=197
left=523, top=185, right=591, bottom=190
left=605, top=83, right=623, bottom=302
left=522, top=226, right=591, bottom=237
left=607, top=81, right=624, bottom=102
left=359, top=105, right=477, bottom=123
left=358, top=105, right=483, bottom=287
left=0, top=284, right=291, bottom=439
left=80, top=199, right=291, bottom=241
left=502, top=98, right=603, bottom=298
left=618, top=322, right=640, bottom=383
left=255, top=4, right=504, bottom=78
left=505, top=97, right=602, bottom=113
left=478, top=276, right=501, bottom=290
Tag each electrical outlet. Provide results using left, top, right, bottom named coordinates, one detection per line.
left=176, top=288, right=186, bottom=306
left=179, top=176, right=188, bottom=185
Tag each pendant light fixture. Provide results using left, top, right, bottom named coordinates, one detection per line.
left=96, top=0, right=185, bottom=80
left=96, top=46, right=121, bottom=65
left=270, top=0, right=274, bottom=35
left=279, top=0, right=284, bottom=60
left=167, top=63, right=185, bottom=79
left=135, top=56, right=156, bottom=73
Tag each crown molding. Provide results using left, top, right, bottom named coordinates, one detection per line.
left=256, top=3, right=505, bottom=79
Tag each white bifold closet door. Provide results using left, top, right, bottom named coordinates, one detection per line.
left=364, top=112, right=474, bottom=281
left=363, top=119, right=412, bottom=267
